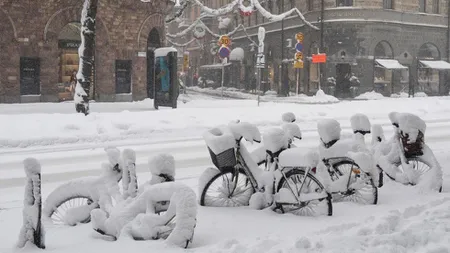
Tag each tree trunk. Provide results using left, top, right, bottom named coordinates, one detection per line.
left=74, top=0, right=98, bottom=115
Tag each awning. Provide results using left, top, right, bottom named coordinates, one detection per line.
left=375, top=59, right=408, bottom=69
left=419, top=60, right=450, bottom=70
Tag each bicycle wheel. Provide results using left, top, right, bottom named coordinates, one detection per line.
left=276, top=169, right=332, bottom=216
left=332, top=161, right=378, bottom=205
left=47, top=195, right=98, bottom=225
left=200, top=169, right=254, bottom=207
left=395, top=156, right=442, bottom=192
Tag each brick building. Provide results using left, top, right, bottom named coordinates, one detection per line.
left=0, top=0, right=172, bottom=103
left=228, top=0, right=450, bottom=97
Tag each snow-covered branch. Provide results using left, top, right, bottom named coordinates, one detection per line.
left=167, top=37, right=197, bottom=47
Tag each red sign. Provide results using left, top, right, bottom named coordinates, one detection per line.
left=312, top=53, right=327, bottom=63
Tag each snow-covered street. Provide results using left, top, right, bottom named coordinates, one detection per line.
left=1, top=95, right=450, bottom=253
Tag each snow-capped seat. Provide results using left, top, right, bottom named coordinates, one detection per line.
left=278, top=148, right=320, bottom=168
left=397, top=113, right=426, bottom=158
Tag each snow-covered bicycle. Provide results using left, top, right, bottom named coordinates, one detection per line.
left=373, top=112, right=443, bottom=192
left=199, top=122, right=332, bottom=216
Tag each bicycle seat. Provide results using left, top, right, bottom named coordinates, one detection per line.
left=278, top=148, right=320, bottom=168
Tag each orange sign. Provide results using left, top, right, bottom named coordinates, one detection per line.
left=294, top=61, right=304, bottom=69
left=218, top=35, right=231, bottom=47
left=312, top=53, right=327, bottom=63
left=295, top=52, right=303, bottom=61
left=296, top=32, right=304, bottom=42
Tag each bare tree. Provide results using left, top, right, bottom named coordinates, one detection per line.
left=74, top=0, right=98, bottom=115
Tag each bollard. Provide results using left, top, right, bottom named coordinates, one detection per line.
left=17, top=158, right=45, bottom=249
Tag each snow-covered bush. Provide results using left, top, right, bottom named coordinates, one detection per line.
left=350, top=113, right=371, bottom=134
left=281, top=112, right=296, bottom=123
left=122, top=149, right=137, bottom=199
left=326, top=77, right=336, bottom=86
left=148, top=153, right=176, bottom=185
left=317, top=119, right=341, bottom=146
left=17, top=158, right=45, bottom=249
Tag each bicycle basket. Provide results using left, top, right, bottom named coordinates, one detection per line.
left=208, top=147, right=237, bottom=171
left=402, top=130, right=424, bottom=158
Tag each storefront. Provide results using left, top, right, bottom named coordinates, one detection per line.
left=58, top=23, right=81, bottom=102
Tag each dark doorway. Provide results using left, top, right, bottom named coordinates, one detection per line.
left=147, top=28, right=161, bottom=99
left=20, top=57, right=40, bottom=95
left=335, top=63, right=351, bottom=98
left=115, top=60, right=132, bottom=94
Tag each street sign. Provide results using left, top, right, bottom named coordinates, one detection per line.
left=296, top=32, right=304, bottom=42
left=295, top=52, right=303, bottom=61
left=256, top=52, right=265, bottom=68
left=295, top=42, right=303, bottom=52
left=218, top=35, right=231, bottom=47
left=312, top=53, right=327, bottom=63
left=294, top=61, right=304, bottom=69
left=218, top=46, right=230, bottom=58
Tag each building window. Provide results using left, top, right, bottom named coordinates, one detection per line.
left=336, top=0, right=353, bottom=6
left=419, top=0, right=426, bottom=12
left=383, top=0, right=393, bottom=9
left=290, top=0, right=295, bottom=8
left=115, top=60, right=132, bottom=94
left=432, top=0, right=439, bottom=13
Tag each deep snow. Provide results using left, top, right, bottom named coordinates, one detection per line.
left=1, top=94, right=450, bottom=253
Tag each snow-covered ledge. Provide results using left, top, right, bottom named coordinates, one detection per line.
left=20, top=95, right=41, bottom=103
left=115, top=93, right=133, bottom=102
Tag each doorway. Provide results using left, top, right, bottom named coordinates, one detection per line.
left=147, top=28, right=161, bottom=99
left=58, top=22, right=81, bottom=101
left=335, top=63, right=351, bottom=98
left=20, top=57, right=40, bottom=95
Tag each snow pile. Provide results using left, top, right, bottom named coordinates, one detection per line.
left=397, top=113, right=426, bottom=143
left=197, top=167, right=221, bottom=200
left=278, top=148, right=320, bottom=168
left=281, top=122, right=302, bottom=141
left=390, top=92, right=409, bottom=98
left=347, top=151, right=374, bottom=174
left=281, top=112, right=296, bottom=123
left=415, top=92, right=428, bottom=97
left=148, top=153, right=176, bottom=185
left=17, top=158, right=45, bottom=249
left=355, top=91, right=385, bottom=100
left=228, top=121, right=261, bottom=143
left=317, top=119, right=341, bottom=145
left=262, top=128, right=288, bottom=153
left=203, top=126, right=235, bottom=154
left=218, top=17, right=231, bottom=29
left=122, top=149, right=137, bottom=199
left=350, top=113, right=371, bottom=134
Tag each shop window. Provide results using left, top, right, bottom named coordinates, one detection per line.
left=20, top=57, right=40, bottom=95
left=336, top=0, right=353, bottom=6
left=115, top=60, right=132, bottom=94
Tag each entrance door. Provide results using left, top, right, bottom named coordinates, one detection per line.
left=115, top=60, right=132, bottom=94
left=335, top=63, right=351, bottom=98
left=20, top=57, right=40, bottom=95
left=147, top=28, right=161, bottom=99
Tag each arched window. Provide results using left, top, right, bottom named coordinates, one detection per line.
left=374, top=41, right=394, bottom=59
left=418, top=43, right=440, bottom=60
left=373, top=41, right=395, bottom=94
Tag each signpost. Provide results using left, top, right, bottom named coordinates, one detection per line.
left=294, top=32, right=304, bottom=95
left=256, top=27, right=266, bottom=106
left=218, top=35, right=231, bottom=98
left=312, top=52, right=327, bottom=90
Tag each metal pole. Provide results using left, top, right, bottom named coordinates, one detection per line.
left=320, top=0, right=324, bottom=91
left=317, top=47, right=321, bottom=90
left=296, top=68, right=299, bottom=95
left=221, top=58, right=226, bottom=98
left=281, top=0, right=285, bottom=96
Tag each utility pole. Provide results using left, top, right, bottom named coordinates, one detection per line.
left=320, top=0, right=325, bottom=90
left=280, top=0, right=288, bottom=96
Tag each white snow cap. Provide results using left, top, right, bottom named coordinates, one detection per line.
left=230, top=47, right=244, bottom=61
left=148, top=153, right=176, bottom=177
left=278, top=148, right=319, bottom=168
left=263, top=128, right=288, bottom=153
left=122, top=149, right=136, bottom=163
left=397, top=113, right=426, bottom=143
left=228, top=121, right=261, bottom=143
left=317, top=119, right=341, bottom=144
left=154, top=47, right=177, bottom=58
left=371, top=124, right=385, bottom=143
left=281, top=123, right=302, bottom=140
left=203, top=126, right=236, bottom=154
left=105, top=147, right=121, bottom=165
left=350, top=113, right=371, bottom=133
left=23, top=157, right=41, bottom=176
left=388, top=112, right=399, bottom=126
left=281, top=112, right=296, bottom=123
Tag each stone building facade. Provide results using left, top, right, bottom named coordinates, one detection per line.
left=0, top=0, right=170, bottom=103
left=229, top=0, right=450, bottom=97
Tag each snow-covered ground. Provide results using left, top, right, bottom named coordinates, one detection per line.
left=1, top=94, right=450, bottom=253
